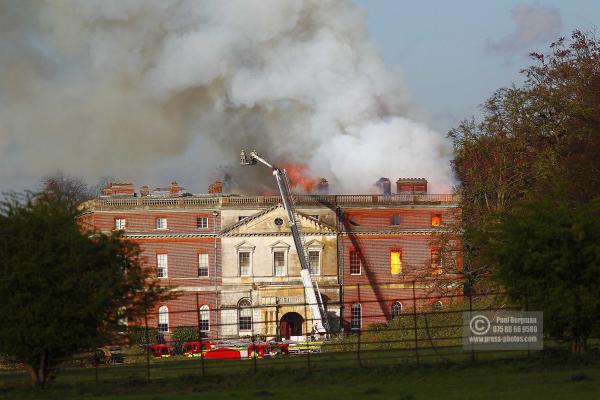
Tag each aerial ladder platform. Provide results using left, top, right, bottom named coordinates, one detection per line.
left=240, top=150, right=329, bottom=336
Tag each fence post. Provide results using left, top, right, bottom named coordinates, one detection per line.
left=525, top=292, right=531, bottom=358
left=95, top=346, right=99, bottom=386
left=251, top=301, right=257, bottom=375
left=303, top=288, right=311, bottom=374
left=412, top=281, right=420, bottom=366
left=468, top=291, right=476, bottom=363
left=144, top=292, right=150, bottom=382
left=195, top=292, right=206, bottom=377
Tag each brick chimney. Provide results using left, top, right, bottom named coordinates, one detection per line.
left=208, top=180, right=223, bottom=194
left=376, top=177, right=391, bottom=195
left=317, top=178, right=329, bottom=194
left=101, top=182, right=134, bottom=197
left=139, top=185, right=150, bottom=197
left=396, top=178, right=427, bottom=194
left=170, top=181, right=180, bottom=196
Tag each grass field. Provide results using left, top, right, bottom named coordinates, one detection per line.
left=1, top=350, right=599, bottom=400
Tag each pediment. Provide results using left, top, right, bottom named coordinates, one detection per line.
left=234, top=240, right=256, bottom=251
left=269, top=240, right=291, bottom=249
left=222, top=204, right=335, bottom=236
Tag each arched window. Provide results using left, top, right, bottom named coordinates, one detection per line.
left=351, top=303, right=362, bottom=330
left=158, top=306, right=169, bottom=333
left=432, top=301, right=443, bottom=312
left=391, top=301, right=402, bottom=319
left=199, top=305, right=210, bottom=332
left=238, top=299, right=252, bottom=332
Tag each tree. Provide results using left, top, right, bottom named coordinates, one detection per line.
left=449, top=30, right=600, bottom=284
left=484, top=197, right=600, bottom=353
left=0, top=191, right=166, bottom=385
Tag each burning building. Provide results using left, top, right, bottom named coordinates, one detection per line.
left=80, top=178, right=461, bottom=339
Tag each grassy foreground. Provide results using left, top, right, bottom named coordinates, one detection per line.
left=1, top=355, right=599, bottom=400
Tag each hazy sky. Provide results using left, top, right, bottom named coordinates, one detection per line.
left=354, top=0, right=599, bottom=132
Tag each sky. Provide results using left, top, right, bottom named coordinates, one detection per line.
left=0, top=1, right=598, bottom=194
left=354, top=0, right=599, bottom=132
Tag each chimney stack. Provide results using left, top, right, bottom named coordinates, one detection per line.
left=317, top=178, right=329, bottom=194
left=170, top=181, right=180, bottom=196
left=396, top=178, right=427, bottom=194
left=208, top=180, right=223, bottom=194
left=376, top=177, right=391, bottom=195
left=101, top=182, right=134, bottom=197
left=139, top=185, right=150, bottom=197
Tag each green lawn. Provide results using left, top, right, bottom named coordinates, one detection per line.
left=1, top=352, right=599, bottom=400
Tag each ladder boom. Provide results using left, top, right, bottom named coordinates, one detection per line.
left=240, top=150, right=328, bottom=335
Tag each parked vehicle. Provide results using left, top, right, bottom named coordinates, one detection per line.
left=182, top=341, right=212, bottom=357
left=148, top=344, right=174, bottom=358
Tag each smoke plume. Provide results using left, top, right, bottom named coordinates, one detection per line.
left=0, top=0, right=453, bottom=194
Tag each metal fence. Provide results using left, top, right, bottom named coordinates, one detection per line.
left=0, top=282, right=570, bottom=386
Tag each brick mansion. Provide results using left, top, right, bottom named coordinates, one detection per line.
left=79, top=179, right=462, bottom=340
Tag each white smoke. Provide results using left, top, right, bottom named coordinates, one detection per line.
left=0, top=0, right=453, bottom=193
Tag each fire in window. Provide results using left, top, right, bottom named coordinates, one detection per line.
left=390, top=250, right=402, bottom=275
left=431, top=213, right=442, bottom=227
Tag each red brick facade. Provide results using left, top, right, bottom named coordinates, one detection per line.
left=82, top=190, right=462, bottom=336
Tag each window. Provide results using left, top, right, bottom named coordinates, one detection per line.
left=431, top=213, right=442, bottom=227
left=155, top=217, right=167, bottom=230
left=157, top=254, right=168, bottom=278
left=239, top=251, right=251, bottom=276
left=390, top=250, right=402, bottom=275
left=238, top=299, right=252, bottom=331
left=431, top=247, right=442, bottom=274
left=238, top=216, right=248, bottom=221
left=351, top=303, right=362, bottom=330
left=274, top=251, right=286, bottom=276
left=308, top=250, right=320, bottom=275
left=115, top=218, right=126, bottom=230
left=199, top=305, right=210, bottom=332
left=349, top=250, right=361, bottom=275
left=198, top=253, right=209, bottom=277
left=391, top=301, right=402, bottom=319
left=390, top=214, right=400, bottom=226
left=196, top=217, right=208, bottom=229
left=158, top=306, right=169, bottom=332
left=310, top=215, right=320, bottom=221
left=432, top=301, right=443, bottom=311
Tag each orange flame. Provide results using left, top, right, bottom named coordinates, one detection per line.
left=280, top=163, right=318, bottom=193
